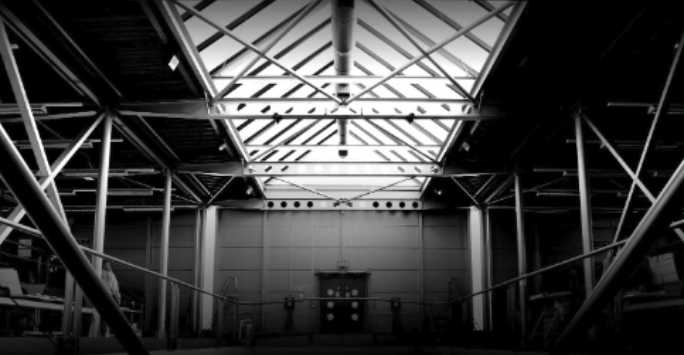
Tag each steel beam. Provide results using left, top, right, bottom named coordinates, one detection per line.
left=345, top=176, right=415, bottom=201
left=451, top=176, right=480, bottom=206
left=157, top=170, right=173, bottom=339
left=0, top=124, right=148, bottom=355
left=270, top=177, right=339, bottom=200
left=112, top=115, right=202, bottom=203
left=170, top=0, right=340, bottom=104
left=206, top=177, right=234, bottom=205
left=346, top=2, right=512, bottom=104
left=89, top=114, right=113, bottom=336
left=119, top=109, right=497, bottom=121
left=556, top=149, right=684, bottom=349
left=470, top=1, right=526, bottom=96
left=0, top=114, right=104, bottom=244
left=484, top=174, right=513, bottom=204
left=156, top=0, right=251, bottom=171
left=0, top=19, right=65, bottom=219
left=31, top=0, right=121, bottom=99
left=0, top=4, right=100, bottom=104
left=581, top=115, right=655, bottom=201
left=370, top=0, right=474, bottom=102
left=611, top=30, right=684, bottom=244
left=513, top=172, right=527, bottom=339
left=574, top=113, right=595, bottom=297
left=214, top=0, right=322, bottom=100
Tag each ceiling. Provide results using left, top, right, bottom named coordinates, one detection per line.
left=0, top=1, right=683, bottom=212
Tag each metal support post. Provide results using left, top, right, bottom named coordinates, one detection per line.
left=0, top=125, right=148, bottom=354
left=157, top=170, right=172, bottom=339
left=484, top=207, right=493, bottom=331
left=574, top=113, right=595, bottom=296
left=513, top=172, right=527, bottom=340
left=89, top=113, right=113, bottom=336
left=469, top=206, right=486, bottom=330
left=192, top=208, right=203, bottom=333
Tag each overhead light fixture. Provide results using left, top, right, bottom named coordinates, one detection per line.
left=168, top=55, right=179, bottom=71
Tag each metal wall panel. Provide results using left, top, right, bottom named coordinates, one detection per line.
left=216, top=209, right=469, bottom=333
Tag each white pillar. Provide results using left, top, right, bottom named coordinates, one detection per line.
left=199, top=206, right=218, bottom=331
left=469, top=206, right=486, bottom=331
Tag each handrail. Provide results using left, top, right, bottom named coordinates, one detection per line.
left=452, top=239, right=627, bottom=303
left=0, top=216, right=233, bottom=303
left=3, top=215, right=628, bottom=309
left=1, top=217, right=452, bottom=307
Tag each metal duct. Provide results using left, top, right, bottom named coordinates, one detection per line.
left=332, top=0, right=355, bottom=155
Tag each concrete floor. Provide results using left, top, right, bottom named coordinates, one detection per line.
left=109, top=347, right=545, bottom=355
left=0, top=337, right=547, bottom=355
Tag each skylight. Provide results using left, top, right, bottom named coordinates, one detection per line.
left=165, top=0, right=525, bottom=200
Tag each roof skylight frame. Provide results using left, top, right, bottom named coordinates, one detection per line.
left=166, top=0, right=527, bottom=200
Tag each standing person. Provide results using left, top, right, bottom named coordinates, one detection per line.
left=90, top=261, right=121, bottom=337
left=101, top=261, right=121, bottom=304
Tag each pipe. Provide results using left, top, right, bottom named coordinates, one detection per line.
left=514, top=172, right=527, bottom=339
left=90, top=113, right=112, bottom=334
left=158, top=170, right=172, bottom=339
left=574, top=113, right=595, bottom=297
left=0, top=125, right=148, bottom=354
left=332, top=0, right=355, bottom=99
left=332, top=0, right=355, bottom=154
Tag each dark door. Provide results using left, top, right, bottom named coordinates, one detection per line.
left=318, top=273, right=367, bottom=333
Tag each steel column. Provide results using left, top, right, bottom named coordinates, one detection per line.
left=574, top=113, right=595, bottom=296
left=556, top=150, right=684, bottom=349
left=89, top=113, right=113, bottom=336
left=483, top=207, right=493, bottom=331
left=157, top=170, right=172, bottom=339
left=0, top=125, right=148, bottom=354
left=191, top=208, right=203, bottom=333
left=513, top=172, right=527, bottom=339
left=468, top=206, right=486, bottom=330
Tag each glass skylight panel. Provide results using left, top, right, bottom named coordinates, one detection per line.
left=175, top=0, right=522, bottom=199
